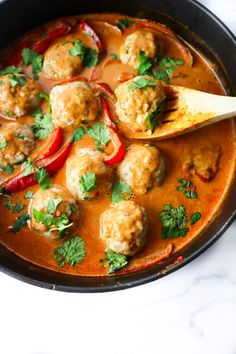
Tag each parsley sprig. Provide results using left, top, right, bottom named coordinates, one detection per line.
left=111, top=181, right=132, bottom=204
left=160, top=204, right=189, bottom=239
left=12, top=213, right=31, bottom=233
left=80, top=172, right=96, bottom=194
left=128, top=76, right=157, bottom=91
left=22, top=48, right=43, bottom=80
left=34, top=167, right=52, bottom=190
left=4, top=200, right=25, bottom=213
left=69, top=39, right=99, bottom=68
left=33, top=209, right=73, bottom=237
left=54, top=236, right=86, bottom=267
left=100, top=249, right=128, bottom=273
left=32, top=109, right=54, bottom=140
left=177, top=178, right=198, bottom=199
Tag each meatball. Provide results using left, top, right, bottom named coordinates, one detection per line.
left=115, top=76, right=166, bottom=132
left=0, top=74, right=41, bottom=118
left=66, top=147, right=113, bottom=200
left=0, top=122, right=35, bottom=167
left=100, top=200, right=147, bottom=256
left=50, top=81, right=98, bottom=128
left=119, top=30, right=156, bottom=68
left=117, top=144, right=165, bottom=195
left=42, top=39, right=83, bottom=80
left=30, top=185, right=78, bottom=239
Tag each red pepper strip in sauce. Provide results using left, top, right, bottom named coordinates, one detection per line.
left=100, top=95, right=117, bottom=130
left=92, top=82, right=117, bottom=104
left=35, top=127, right=63, bottom=162
left=4, top=141, right=72, bottom=194
left=31, top=21, right=71, bottom=54
left=193, top=169, right=209, bottom=183
left=104, top=128, right=125, bottom=165
left=80, top=20, right=103, bottom=53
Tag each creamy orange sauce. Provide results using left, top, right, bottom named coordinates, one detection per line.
left=0, top=14, right=235, bottom=276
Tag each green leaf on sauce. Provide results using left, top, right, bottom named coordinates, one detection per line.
left=23, top=157, right=36, bottom=176
left=0, top=65, right=22, bottom=77
left=47, top=197, right=62, bottom=214
left=54, top=236, right=86, bottom=267
left=69, top=39, right=99, bottom=68
left=160, top=204, right=189, bottom=239
left=111, top=181, right=132, bottom=204
left=100, top=249, right=128, bottom=273
left=32, top=109, right=54, bottom=140
left=24, top=190, right=33, bottom=200
left=117, top=18, right=136, bottom=30
left=0, top=138, right=7, bottom=150
left=152, top=68, right=170, bottom=83
left=177, top=178, right=198, bottom=199
left=34, top=167, right=52, bottom=190
left=136, top=51, right=153, bottom=75
left=111, top=54, right=120, bottom=60
left=22, top=48, right=43, bottom=80
left=33, top=209, right=73, bottom=237
left=8, top=74, right=26, bottom=88
left=190, top=212, right=201, bottom=225
left=1, top=165, right=14, bottom=174
left=71, top=127, right=85, bottom=142
left=12, top=213, right=31, bottom=233
left=86, top=122, right=110, bottom=146
left=4, top=200, right=25, bottom=213
left=128, top=76, right=157, bottom=91
left=80, top=172, right=96, bottom=194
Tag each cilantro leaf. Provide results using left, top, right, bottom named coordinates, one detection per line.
left=160, top=204, right=189, bottom=239
left=0, top=65, right=22, bottom=77
left=24, top=190, right=33, bottom=200
left=47, top=197, right=62, bottom=214
left=33, top=209, right=73, bottom=237
left=1, top=165, right=14, bottom=174
left=69, top=40, right=99, bottom=68
left=117, top=18, right=136, bottom=30
left=80, top=172, right=96, bottom=194
left=190, top=212, right=201, bottom=225
left=69, top=39, right=85, bottom=57
left=100, top=249, right=128, bottom=273
left=71, top=127, right=85, bottom=142
left=32, top=109, right=54, bottom=140
left=22, top=48, right=43, bottom=80
left=157, top=57, right=184, bottom=68
left=12, top=213, right=31, bottom=233
left=34, top=167, right=52, bottom=190
left=86, top=122, right=110, bottom=146
left=17, top=133, right=25, bottom=140
left=146, top=107, right=162, bottom=132
left=0, top=80, right=4, bottom=86
left=8, top=74, right=26, bottom=88
left=177, top=178, right=198, bottom=199
left=111, top=181, right=131, bottom=204
left=136, top=51, right=153, bottom=75
left=39, top=92, right=51, bottom=113
left=54, top=236, right=86, bottom=267
left=4, top=201, right=15, bottom=213
left=111, top=54, right=119, bottom=60
left=128, top=76, right=157, bottom=91
left=23, top=158, right=35, bottom=176
left=69, top=203, right=77, bottom=213
left=0, top=138, right=7, bottom=150
left=152, top=68, right=170, bottom=83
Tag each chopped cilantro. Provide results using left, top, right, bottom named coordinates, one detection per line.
left=100, top=249, right=128, bottom=273
left=12, top=212, right=31, bottom=233
left=69, top=39, right=99, bottom=68
left=117, top=18, right=136, bottom=30
left=32, top=109, right=54, bottom=140
left=128, top=76, right=157, bottom=91
left=34, top=167, right=52, bottom=190
left=33, top=209, right=73, bottom=237
left=86, top=122, right=110, bottom=146
left=177, top=178, right=198, bottom=199
left=5, top=110, right=16, bottom=118
left=47, top=197, right=62, bottom=214
left=24, top=190, right=33, bottom=200
left=22, top=48, right=43, bottom=80
left=17, top=133, right=25, bottom=140
left=190, top=212, right=201, bottom=225
left=1, top=165, right=14, bottom=174
left=0, top=138, right=7, bottom=150
left=80, top=172, right=96, bottom=194
left=0, top=80, right=4, bottom=86
left=71, top=127, right=85, bottom=142
left=23, top=158, right=35, bottom=176
left=160, top=204, right=189, bottom=239
left=0, top=65, right=22, bottom=77
left=136, top=51, right=153, bottom=75
left=39, top=92, right=51, bottom=113
left=5, top=200, right=25, bottom=213
left=69, top=203, right=77, bottom=213
left=8, top=74, right=26, bottom=88
left=152, top=68, right=170, bottom=83
left=111, top=54, right=120, bottom=60
left=146, top=107, right=162, bottom=133
left=54, top=236, right=86, bottom=267
left=157, top=57, right=184, bottom=69
left=111, top=181, right=131, bottom=204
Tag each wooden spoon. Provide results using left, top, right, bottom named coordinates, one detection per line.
left=119, top=85, right=236, bottom=140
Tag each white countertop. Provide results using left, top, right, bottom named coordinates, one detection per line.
left=0, top=1, right=236, bottom=354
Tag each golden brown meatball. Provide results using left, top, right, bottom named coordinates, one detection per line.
left=0, top=74, right=41, bottom=118
left=50, top=81, right=98, bottom=128
left=117, top=144, right=165, bottom=195
left=66, top=147, right=113, bottom=200
left=115, top=76, right=166, bottom=132
left=119, top=30, right=156, bottom=68
left=0, top=122, right=35, bottom=167
left=100, top=200, right=147, bottom=256
left=42, top=39, right=83, bottom=80
left=30, top=185, right=78, bottom=239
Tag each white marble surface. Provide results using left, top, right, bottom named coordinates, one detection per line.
left=0, top=1, right=236, bottom=354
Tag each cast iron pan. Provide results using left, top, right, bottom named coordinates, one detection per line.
left=0, top=0, right=235, bottom=292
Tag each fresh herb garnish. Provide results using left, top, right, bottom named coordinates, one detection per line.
left=128, top=76, right=157, bottom=91
left=152, top=68, right=170, bottom=83
left=17, top=133, right=25, bottom=140
left=100, top=249, right=128, bottom=273
left=117, top=18, right=136, bottom=30
left=86, top=122, right=110, bottom=146
left=4, top=200, right=25, bottom=213
left=39, top=92, right=51, bottom=113
left=80, top=172, right=96, bottom=194
left=24, top=190, right=33, bottom=200
left=69, top=203, right=77, bottom=213
left=54, top=236, right=86, bottom=267
left=22, top=48, right=43, bottom=80
left=146, top=107, right=162, bottom=133
left=33, top=209, right=73, bottom=237
left=177, top=178, right=198, bottom=199
left=153, top=56, right=184, bottom=83
left=0, top=80, right=4, bottom=86
left=23, top=157, right=35, bottom=176
left=32, top=109, right=54, bottom=140
left=1, top=165, right=14, bottom=174
left=136, top=51, right=153, bottom=75
left=111, top=54, right=120, bottom=60
left=160, top=204, right=189, bottom=239
left=12, top=213, right=31, bottom=233
left=8, top=74, right=26, bottom=88
left=71, top=127, right=85, bottom=142
left=190, top=212, right=201, bottom=225
left=0, top=138, right=7, bottom=150
left=5, top=110, right=16, bottom=118
left=47, top=197, right=62, bottom=214
left=69, top=39, right=99, bottom=68
left=111, top=181, right=132, bottom=204
left=0, top=65, right=22, bottom=77
left=34, top=167, right=52, bottom=190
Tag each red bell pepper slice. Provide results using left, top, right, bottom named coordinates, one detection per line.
left=4, top=141, right=72, bottom=194
left=35, top=127, right=63, bottom=162
left=92, top=82, right=117, bottom=104
left=80, top=20, right=103, bottom=53
left=100, top=95, right=117, bottom=130
left=31, top=21, right=71, bottom=54
left=104, top=128, right=125, bottom=165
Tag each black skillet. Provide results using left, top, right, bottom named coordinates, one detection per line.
left=0, top=0, right=235, bottom=292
